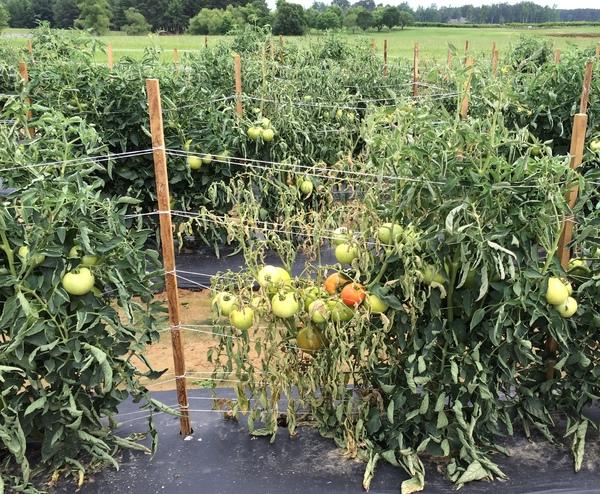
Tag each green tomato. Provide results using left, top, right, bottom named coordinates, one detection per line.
left=260, top=117, right=271, bottom=128
left=366, top=293, right=389, bottom=313
left=214, top=292, right=238, bottom=317
left=202, top=154, right=213, bottom=164
left=81, top=255, right=99, bottom=267
left=589, top=140, right=600, bottom=152
left=68, top=245, right=81, bottom=258
left=296, top=327, right=324, bottom=353
left=261, top=128, right=275, bottom=142
left=229, top=308, right=254, bottom=330
left=299, top=180, right=314, bottom=196
left=327, top=300, right=354, bottom=322
left=332, top=227, right=350, bottom=246
left=257, top=265, right=291, bottom=289
left=421, top=265, right=446, bottom=286
left=62, top=267, right=95, bottom=296
left=308, top=299, right=330, bottom=323
left=271, top=291, right=299, bottom=319
left=545, top=277, right=569, bottom=306
left=377, top=223, right=402, bottom=244
left=18, top=246, right=45, bottom=267
left=555, top=296, right=577, bottom=318
left=302, top=286, right=327, bottom=309
left=335, top=243, right=358, bottom=264
left=187, top=155, right=202, bottom=170
left=247, top=127, right=261, bottom=140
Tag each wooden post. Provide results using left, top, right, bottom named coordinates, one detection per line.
left=447, top=49, right=452, bottom=69
left=460, top=56, right=474, bottom=120
left=234, top=54, right=243, bottom=116
left=204, top=35, right=208, bottom=49
left=413, top=43, right=419, bottom=97
left=279, top=34, right=283, bottom=47
left=579, top=61, right=593, bottom=114
left=383, top=39, right=388, bottom=77
left=371, top=39, right=376, bottom=52
left=465, top=40, right=469, bottom=53
left=18, top=61, right=34, bottom=138
left=554, top=49, right=561, bottom=63
left=27, top=39, right=32, bottom=56
left=173, top=48, right=180, bottom=70
left=596, top=44, right=600, bottom=59
left=145, top=79, right=192, bottom=437
left=491, top=41, right=496, bottom=60
left=492, top=49, right=499, bottom=77
left=107, top=43, right=114, bottom=71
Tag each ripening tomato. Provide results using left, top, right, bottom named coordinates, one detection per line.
left=324, top=273, right=349, bottom=294
left=296, top=327, right=325, bottom=353
left=340, top=283, right=366, bottom=307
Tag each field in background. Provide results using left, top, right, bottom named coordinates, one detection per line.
left=2, top=25, right=599, bottom=62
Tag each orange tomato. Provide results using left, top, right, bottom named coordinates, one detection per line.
left=324, top=273, right=349, bottom=295
left=340, top=283, right=366, bottom=307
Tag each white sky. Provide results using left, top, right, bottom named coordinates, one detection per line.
left=265, top=0, right=600, bottom=10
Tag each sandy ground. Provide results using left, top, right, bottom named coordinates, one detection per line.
left=141, top=289, right=217, bottom=391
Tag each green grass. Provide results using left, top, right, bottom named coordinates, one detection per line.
left=2, top=25, right=599, bottom=63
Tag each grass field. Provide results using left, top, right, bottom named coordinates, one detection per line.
left=2, top=25, right=600, bottom=62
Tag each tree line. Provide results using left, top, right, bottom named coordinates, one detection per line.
left=0, top=0, right=598, bottom=36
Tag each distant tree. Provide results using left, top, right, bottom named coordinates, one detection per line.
left=353, top=0, right=375, bottom=12
left=355, top=8, right=372, bottom=30
left=109, top=0, right=127, bottom=29
left=121, top=7, right=151, bottom=35
left=32, top=0, right=54, bottom=24
left=381, top=6, right=400, bottom=29
left=305, top=7, right=320, bottom=28
left=343, top=6, right=363, bottom=32
left=332, top=0, right=350, bottom=11
left=0, top=4, right=9, bottom=32
left=188, top=7, right=233, bottom=34
left=5, top=0, right=35, bottom=28
left=76, top=0, right=111, bottom=34
left=398, top=10, right=413, bottom=29
left=371, top=7, right=385, bottom=31
left=272, top=0, right=305, bottom=35
left=53, top=0, right=80, bottom=28
left=311, top=2, right=327, bottom=13
left=317, top=7, right=342, bottom=30
left=165, top=0, right=187, bottom=32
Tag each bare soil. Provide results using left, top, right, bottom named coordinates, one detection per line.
left=140, top=289, right=216, bottom=391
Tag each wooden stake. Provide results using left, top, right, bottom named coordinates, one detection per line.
left=465, top=40, right=469, bottom=53
left=596, top=43, right=600, bottom=59
left=460, top=56, right=474, bottom=120
left=371, top=39, right=376, bottom=52
left=492, top=49, right=499, bottom=77
left=383, top=39, right=388, bottom=77
left=18, top=61, right=34, bottom=138
left=413, top=43, right=419, bottom=97
left=279, top=34, right=283, bottom=46
left=491, top=41, right=496, bottom=60
left=579, top=61, right=593, bottom=114
left=27, top=39, right=32, bottom=56
left=204, top=35, right=208, bottom=49
left=173, top=48, right=180, bottom=70
left=234, top=54, right=243, bottom=116
left=107, top=43, right=114, bottom=71
left=447, top=49, right=452, bottom=69
left=554, top=49, right=561, bottom=63
left=556, top=113, right=588, bottom=269
left=145, top=79, right=192, bottom=437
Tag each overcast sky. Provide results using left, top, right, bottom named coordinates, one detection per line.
left=265, top=0, right=600, bottom=9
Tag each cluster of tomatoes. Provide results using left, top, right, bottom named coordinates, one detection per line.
left=247, top=116, right=275, bottom=143
left=211, top=263, right=389, bottom=354
left=544, top=258, right=593, bottom=319
left=17, top=245, right=97, bottom=296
